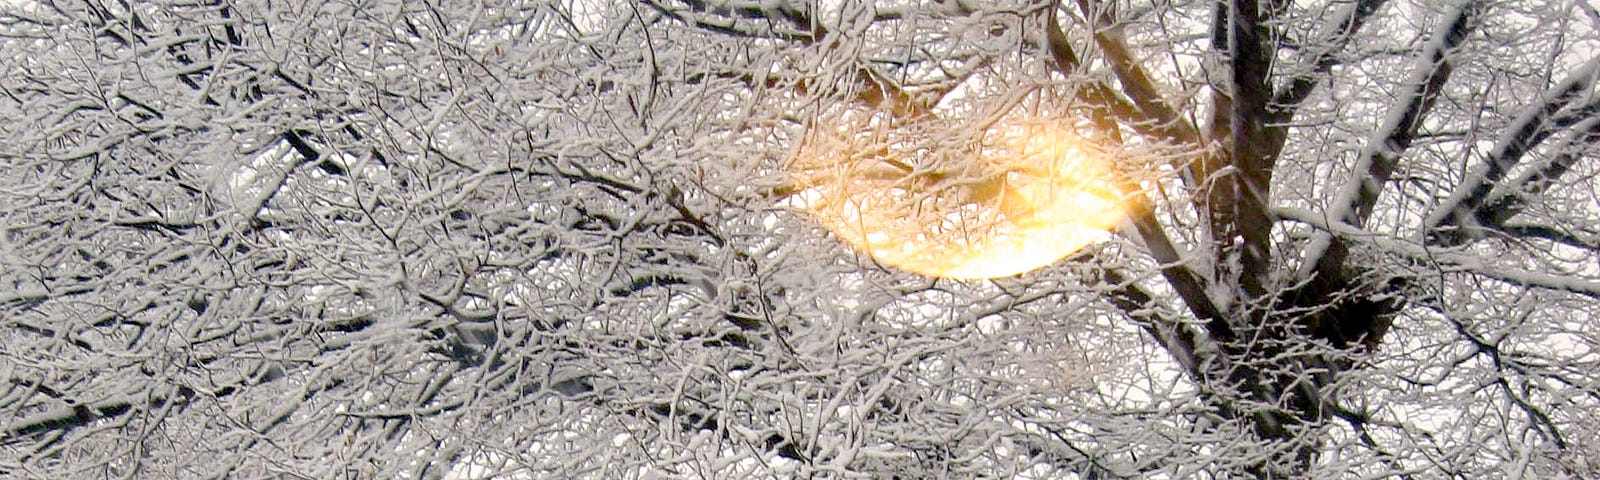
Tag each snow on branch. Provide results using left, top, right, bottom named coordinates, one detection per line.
left=1099, top=266, right=1209, bottom=380
left=1077, top=1, right=1199, bottom=146
left=1424, top=57, right=1600, bottom=244
left=1472, top=113, right=1600, bottom=235
left=1270, top=0, right=1390, bottom=111
left=1117, top=179, right=1236, bottom=344
left=1295, top=2, right=1480, bottom=281
left=1277, top=207, right=1600, bottom=300
left=644, top=0, right=819, bottom=40
left=1042, top=7, right=1166, bottom=142
left=1334, top=2, right=1479, bottom=229
left=1265, top=0, right=1390, bottom=152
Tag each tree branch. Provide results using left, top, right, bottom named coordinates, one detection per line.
left=1099, top=266, right=1207, bottom=379
left=1264, top=0, right=1391, bottom=156
left=1118, top=182, right=1236, bottom=344
left=1222, top=0, right=1278, bottom=298
left=645, top=0, right=819, bottom=40
left=1474, top=114, right=1600, bottom=231
left=1277, top=206, right=1600, bottom=300
left=1297, top=2, right=1480, bottom=286
left=1075, top=0, right=1200, bottom=146
left=1043, top=5, right=1172, bottom=141
left=1048, top=2, right=1232, bottom=344
left=1426, top=58, right=1600, bottom=244
left=1495, top=221, right=1600, bottom=251
left=651, top=0, right=930, bottom=117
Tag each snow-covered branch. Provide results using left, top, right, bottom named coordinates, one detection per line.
left=1278, top=206, right=1600, bottom=300
left=1296, top=2, right=1481, bottom=282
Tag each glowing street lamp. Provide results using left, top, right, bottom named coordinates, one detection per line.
left=791, top=117, right=1126, bottom=279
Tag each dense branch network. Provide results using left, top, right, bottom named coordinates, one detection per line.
left=2, top=0, right=1597, bottom=478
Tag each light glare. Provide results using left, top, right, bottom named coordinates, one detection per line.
left=792, top=120, right=1125, bottom=279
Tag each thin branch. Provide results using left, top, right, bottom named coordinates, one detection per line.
left=1296, top=2, right=1480, bottom=285
left=1118, top=182, right=1236, bottom=343
left=1075, top=0, right=1200, bottom=146
left=1264, top=0, right=1391, bottom=155
left=1424, top=57, right=1600, bottom=244
left=1495, top=221, right=1600, bottom=251
left=645, top=0, right=818, bottom=40
left=649, top=0, right=930, bottom=117
left=1099, top=267, right=1207, bottom=379
left=1474, top=113, right=1600, bottom=231
left=1042, top=5, right=1169, bottom=140
left=1277, top=206, right=1600, bottom=300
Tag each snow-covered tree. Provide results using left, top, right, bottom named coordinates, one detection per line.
left=2, top=0, right=1597, bottom=478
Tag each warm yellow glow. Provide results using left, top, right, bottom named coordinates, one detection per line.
left=791, top=118, right=1126, bottom=279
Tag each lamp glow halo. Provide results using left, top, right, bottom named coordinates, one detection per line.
left=789, top=116, right=1127, bottom=279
